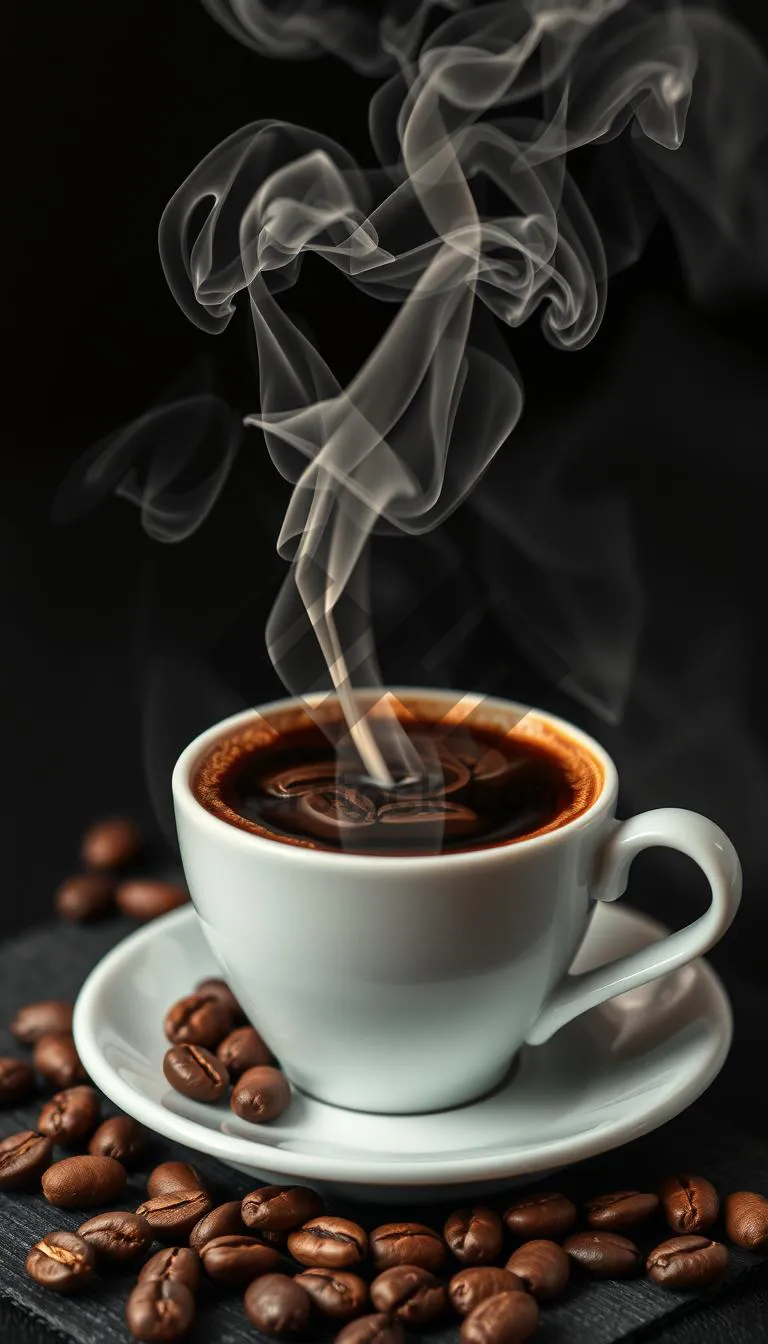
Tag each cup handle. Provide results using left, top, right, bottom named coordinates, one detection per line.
left=525, top=808, right=742, bottom=1046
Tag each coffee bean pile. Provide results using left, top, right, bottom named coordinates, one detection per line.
left=55, top=816, right=189, bottom=925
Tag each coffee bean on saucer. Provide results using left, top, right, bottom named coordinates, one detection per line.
left=295, top=1268, right=369, bottom=1320
left=126, top=1279, right=195, bottom=1342
left=163, top=1044, right=229, bottom=1102
left=164, top=994, right=232, bottom=1049
left=503, top=1191, right=577, bottom=1240
left=241, top=1185, right=325, bottom=1232
left=190, top=1200, right=247, bottom=1250
left=461, top=1290, right=540, bottom=1344
left=136, top=1190, right=213, bottom=1241
left=563, top=1231, right=642, bottom=1278
left=139, top=1247, right=201, bottom=1292
left=336, top=1315, right=405, bottom=1344
left=0, top=1130, right=53, bottom=1190
left=116, top=880, right=188, bottom=922
left=231, top=1066, right=291, bottom=1124
left=38, top=1086, right=101, bottom=1145
left=659, top=1175, right=719, bottom=1234
left=196, top=977, right=246, bottom=1023
left=56, top=872, right=116, bottom=923
left=200, top=1234, right=283, bottom=1285
left=370, top=1223, right=446, bottom=1273
left=505, top=1240, right=570, bottom=1301
left=78, top=1211, right=153, bottom=1265
left=33, top=1033, right=87, bottom=1089
left=449, top=1267, right=525, bottom=1317
left=147, top=1161, right=207, bottom=1198
left=444, top=1207, right=504, bottom=1264
left=244, top=1273, right=313, bottom=1337
left=26, top=1230, right=96, bottom=1293
left=370, top=1265, right=446, bottom=1325
left=725, top=1192, right=768, bottom=1249
left=217, top=1025, right=272, bottom=1076
left=11, top=1000, right=74, bottom=1045
left=42, top=1155, right=127, bottom=1208
left=647, top=1234, right=729, bottom=1289
left=89, top=1115, right=147, bottom=1166
left=585, top=1190, right=660, bottom=1230
left=288, top=1216, right=368, bottom=1268
left=0, top=1056, right=36, bottom=1107
left=81, top=817, right=141, bottom=869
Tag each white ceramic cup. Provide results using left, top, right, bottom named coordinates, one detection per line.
left=172, top=690, right=742, bottom=1114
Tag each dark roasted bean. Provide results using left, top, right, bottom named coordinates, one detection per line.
left=163, top=1044, right=229, bottom=1102
left=195, top=977, right=246, bottom=1022
left=164, top=994, right=232, bottom=1049
left=26, top=1231, right=96, bottom=1294
left=444, top=1207, right=504, bottom=1264
left=116, top=879, right=188, bottom=922
left=725, top=1192, right=768, bottom=1249
left=200, top=1234, right=282, bottom=1285
left=88, top=1115, right=147, bottom=1166
left=231, top=1066, right=291, bottom=1124
left=136, top=1190, right=213, bottom=1241
left=33, top=1033, right=87, bottom=1089
left=147, top=1161, right=207, bottom=1198
left=461, top=1290, right=539, bottom=1344
left=55, top=872, right=115, bottom=922
left=81, top=817, right=141, bottom=869
left=370, top=1265, right=446, bottom=1325
left=295, top=1268, right=368, bottom=1320
left=190, top=1200, right=247, bottom=1250
left=244, top=1273, right=313, bottom=1337
left=335, top=1314, right=406, bottom=1344
left=563, top=1231, right=642, bottom=1278
left=505, top=1240, right=570, bottom=1301
left=659, top=1175, right=720, bottom=1234
left=288, top=1216, right=368, bottom=1269
left=647, top=1234, right=729, bottom=1289
left=38, top=1086, right=100, bottom=1145
left=449, top=1267, right=525, bottom=1317
left=126, top=1279, right=195, bottom=1341
left=503, top=1191, right=577, bottom=1240
left=42, top=1155, right=127, bottom=1208
left=0, top=1130, right=53, bottom=1190
left=11, top=1000, right=74, bottom=1045
left=370, top=1222, right=446, bottom=1273
left=585, top=1190, right=660, bottom=1230
left=217, top=1025, right=272, bottom=1076
left=139, top=1247, right=201, bottom=1292
left=78, top=1210, right=153, bottom=1265
left=241, top=1184, right=324, bottom=1232
left=0, top=1056, right=36, bottom=1107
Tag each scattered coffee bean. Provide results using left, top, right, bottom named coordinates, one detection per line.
left=241, top=1184, right=325, bottom=1232
left=0, top=1056, right=36, bottom=1107
left=288, top=1216, right=368, bottom=1268
left=200, top=1233, right=283, bottom=1285
left=38, top=1085, right=100, bottom=1145
left=136, top=1189, right=213, bottom=1241
left=449, top=1267, right=525, bottom=1317
left=461, top=1290, right=540, bottom=1344
left=217, top=1025, right=272, bottom=1076
left=370, top=1265, right=446, bottom=1325
left=725, top=1192, right=768, bottom=1249
left=42, top=1154, right=127, bottom=1208
left=33, top=1032, right=87, bottom=1089
left=295, top=1268, right=369, bottom=1320
left=11, top=1000, right=74, bottom=1045
left=164, top=994, right=232, bottom=1049
left=444, top=1207, right=504, bottom=1264
left=196, top=977, right=246, bottom=1022
left=88, top=1115, right=147, bottom=1166
left=659, top=1174, right=720, bottom=1234
left=505, top=1240, right=570, bottom=1301
left=370, top=1222, right=446, bottom=1273
left=585, top=1190, right=660, bottom=1230
left=163, top=1044, right=229, bottom=1102
left=503, top=1191, right=577, bottom=1240
left=0, top=1130, right=54, bottom=1190
left=126, top=1279, right=195, bottom=1342
left=139, top=1247, right=201, bottom=1292
left=147, top=1161, right=207, bottom=1198
left=647, top=1234, right=729, bottom=1289
left=55, top=872, right=115, bottom=923
left=78, top=1210, right=153, bottom=1265
left=231, top=1066, right=291, bottom=1124
left=563, top=1231, right=642, bottom=1278
left=81, top=817, right=141, bottom=869
left=190, top=1200, right=247, bottom=1250
left=335, top=1314, right=406, bottom=1344
left=116, top=879, right=188, bottom=922
left=244, top=1273, right=313, bottom=1337
left=26, top=1230, right=96, bottom=1294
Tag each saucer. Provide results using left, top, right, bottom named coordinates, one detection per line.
left=73, top=903, right=732, bottom=1203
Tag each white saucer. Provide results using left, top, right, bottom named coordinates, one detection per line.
left=73, top=903, right=732, bottom=1203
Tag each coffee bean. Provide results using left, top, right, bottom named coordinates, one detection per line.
left=244, top=1273, right=313, bottom=1337
left=563, top=1231, right=642, bottom=1278
left=449, top=1268, right=525, bottom=1317
left=461, top=1290, right=540, bottom=1344
left=55, top=872, right=115, bottom=922
left=136, top=1190, right=213, bottom=1241
left=126, top=1280, right=195, bottom=1342
left=11, top=1000, right=74, bottom=1045
left=88, top=1115, right=147, bottom=1166
left=444, top=1207, right=504, bottom=1264
left=231, top=1066, right=291, bottom=1123
left=81, top=817, right=141, bottom=869
left=42, top=1154, right=127, bottom=1208
left=33, top=1032, right=87, bottom=1089
left=38, top=1085, right=101, bottom=1145
left=0, top=1130, right=53, bottom=1190
left=295, top=1268, right=369, bottom=1320
left=217, top=1025, right=272, bottom=1076
left=370, top=1265, right=446, bottom=1325
left=164, top=994, right=232, bottom=1049
left=585, top=1190, right=660, bottom=1230
left=503, top=1191, right=577, bottom=1240
left=370, top=1222, right=446, bottom=1273
left=659, top=1174, right=720, bottom=1234
left=147, top=1161, right=206, bottom=1198
left=26, top=1230, right=96, bottom=1294
left=116, top=880, right=188, bottom=922
left=196, top=977, right=246, bottom=1023
left=288, top=1216, right=368, bottom=1268
left=200, top=1233, right=283, bottom=1285
left=335, top=1314, right=406, bottom=1344
left=241, top=1184, right=325, bottom=1232
left=190, top=1200, right=247, bottom=1250
left=163, top=1044, right=229, bottom=1102
left=0, top=1055, right=36, bottom=1107
left=725, top=1192, right=768, bottom=1249
left=647, top=1234, right=729, bottom=1289
left=139, top=1247, right=201, bottom=1292
left=505, top=1240, right=570, bottom=1301
left=78, top=1211, right=153, bottom=1265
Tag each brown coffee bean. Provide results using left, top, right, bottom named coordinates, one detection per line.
left=11, top=1000, right=74, bottom=1045
left=38, top=1086, right=101, bottom=1145
left=725, top=1192, right=768, bottom=1249
left=42, top=1154, right=127, bottom=1208
left=370, top=1222, right=446, bottom=1273
left=196, top=977, right=246, bottom=1022
left=78, top=1210, right=153, bottom=1265
left=81, top=817, right=141, bottom=869
left=444, top=1207, right=504, bottom=1264
left=585, top=1190, right=660, bottom=1230
left=116, top=879, right=188, bottom=922
left=139, top=1247, right=201, bottom=1292
left=449, top=1267, right=525, bottom=1317
left=370, top=1265, right=446, bottom=1326
left=659, top=1174, right=720, bottom=1234
left=295, top=1268, right=369, bottom=1320
left=241, top=1184, right=325, bottom=1232
left=647, top=1234, right=729, bottom=1289
left=200, top=1233, right=282, bottom=1285
left=88, top=1115, right=147, bottom=1166
left=33, top=1033, right=87, bottom=1089
left=217, top=1025, right=272, bottom=1076
left=164, top=994, right=232, bottom=1049
left=190, top=1200, right=247, bottom=1250
left=163, top=1044, right=229, bottom=1102
left=335, top=1314, right=406, bottom=1344
left=26, top=1230, right=96, bottom=1293
left=231, top=1066, right=291, bottom=1124
left=461, top=1290, right=540, bottom=1344
left=147, top=1161, right=207, bottom=1198
left=505, top=1240, right=570, bottom=1301
left=563, top=1231, right=642, bottom=1278
left=244, top=1273, right=313, bottom=1337
left=0, top=1130, right=53, bottom=1190
left=503, top=1190, right=577, bottom=1240
left=288, top=1216, right=368, bottom=1268
left=0, top=1055, right=36, bottom=1107
left=126, top=1280, right=195, bottom=1342
left=136, top=1189, right=213, bottom=1241
left=55, top=872, right=115, bottom=922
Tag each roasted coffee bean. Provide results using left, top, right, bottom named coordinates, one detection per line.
left=163, top=1044, right=229, bottom=1102
left=231, top=1066, right=291, bottom=1124
left=444, top=1207, right=504, bottom=1264
left=190, top=1200, right=247, bottom=1250
left=136, top=1189, right=213, bottom=1241
left=26, top=1230, right=96, bottom=1294
left=449, top=1267, right=525, bottom=1317
left=33, top=1032, right=87, bottom=1089
left=196, top=977, right=246, bottom=1023
left=88, top=1115, right=147, bottom=1166
left=147, top=1161, right=206, bottom=1198
left=647, top=1234, right=729, bottom=1289
left=370, top=1222, right=446, bottom=1273
left=505, top=1240, right=570, bottom=1301
left=55, top=872, right=115, bottom=922
left=461, top=1290, right=540, bottom=1344
left=78, top=1210, right=153, bottom=1265
left=335, top=1315, right=405, bottom=1344
left=295, top=1268, right=369, bottom=1320
left=0, top=1055, right=36, bottom=1107
left=241, top=1184, right=325, bottom=1232
left=563, top=1231, right=642, bottom=1278
left=164, top=994, right=232, bottom=1049
left=11, top=1000, right=74, bottom=1045
left=659, top=1174, right=719, bottom=1234
left=126, top=1280, right=195, bottom=1342
left=585, top=1190, right=660, bottom=1230
left=217, top=1025, right=272, bottom=1076
left=244, top=1273, right=314, bottom=1337
left=81, top=817, right=141, bottom=869
left=139, top=1247, right=201, bottom=1292
left=288, top=1216, right=368, bottom=1268
left=200, top=1234, right=283, bottom=1285
left=725, top=1192, right=768, bottom=1249
left=503, top=1190, right=577, bottom=1240
left=116, top=879, right=188, bottom=922
left=0, top=1130, right=53, bottom=1190
left=42, top=1154, right=127, bottom=1208
left=370, top=1265, right=446, bottom=1325
left=38, top=1086, right=100, bottom=1145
